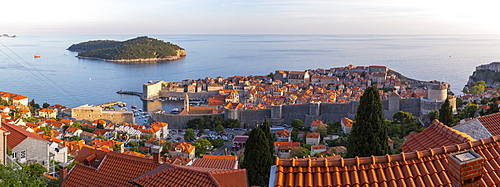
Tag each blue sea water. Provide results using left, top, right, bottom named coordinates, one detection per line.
left=0, top=34, right=500, bottom=112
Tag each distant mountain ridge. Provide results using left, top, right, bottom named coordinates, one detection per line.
left=67, top=36, right=186, bottom=62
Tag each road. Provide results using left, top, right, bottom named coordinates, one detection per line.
left=213, top=139, right=234, bottom=155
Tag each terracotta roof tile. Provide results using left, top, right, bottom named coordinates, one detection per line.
left=2, top=122, right=49, bottom=149
left=273, top=135, right=500, bottom=187
left=478, top=112, right=500, bottom=135
left=191, top=158, right=238, bottom=169
left=129, top=163, right=247, bottom=187
left=63, top=147, right=159, bottom=187
left=400, top=120, right=475, bottom=152
left=63, top=155, right=159, bottom=187
left=306, top=132, right=320, bottom=138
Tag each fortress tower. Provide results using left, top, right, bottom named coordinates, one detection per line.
left=428, top=82, right=448, bottom=101
left=184, top=93, right=189, bottom=113
left=420, top=82, right=456, bottom=115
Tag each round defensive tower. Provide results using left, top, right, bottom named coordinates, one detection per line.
left=428, top=82, right=448, bottom=101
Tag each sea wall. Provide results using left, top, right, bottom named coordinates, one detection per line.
left=159, top=91, right=218, bottom=99
left=151, top=113, right=224, bottom=129
left=153, top=98, right=423, bottom=128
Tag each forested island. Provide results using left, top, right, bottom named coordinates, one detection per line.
left=67, top=36, right=186, bottom=63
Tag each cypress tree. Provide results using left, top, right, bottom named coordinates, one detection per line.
left=261, top=118, right=276, bottom=154
left=346, top=86, right=390, bottom=158
left=439, top=98, right=455, bottom=126
left=242, top=124, right=274, bottom=186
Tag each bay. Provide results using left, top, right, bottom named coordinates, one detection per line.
left=0, top=34, right=499, bottom=113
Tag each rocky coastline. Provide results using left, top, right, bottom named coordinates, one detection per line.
left=77, top=49, right=186, bottom=63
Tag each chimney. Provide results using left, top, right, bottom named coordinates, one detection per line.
left=448, top=150, right=485, bottom=187
left=151, top=145, right=163, bottom=164
left=58, top=162, right=69, bottom=186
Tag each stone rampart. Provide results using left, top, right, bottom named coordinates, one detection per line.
left=152, top=97, right=426, bottom=128
left=159, top=91, right=218, bottom=99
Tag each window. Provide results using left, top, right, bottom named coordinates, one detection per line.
left=20, top=150, right=26, bottom=159
left=12, top=152, right=17, bottom=159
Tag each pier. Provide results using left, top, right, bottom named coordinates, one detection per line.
left=94, top=101, right=124, bottom=108
left=117, top=90, right=143, bottom=97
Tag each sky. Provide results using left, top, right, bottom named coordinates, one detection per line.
left=2, top=0, right=500, bottom=35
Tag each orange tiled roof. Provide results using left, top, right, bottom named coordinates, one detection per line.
left=477, top=112, right=500, bottom=135
left=202, top=155, right=238, bottom=160
left=2, top=122, right=49, bottom=149
left=401, top=120, right=476, bottom=152
left=306, top=132, right=320, bottom=138
left=129, top=163, right=247, bottom=187
left=191, top=158, right=238, bottom=169
left=311, top=145, right=326, bottom=150
left=341, top=117, right=353, bottom=127
left=151, top=122, right=168, bottom=128
left=63, top=152, right=159, bottom=187
left=275, top=129, right=290, bottom=137
left=273, top=135, right=500, bottom=187
left=309, top=120, right=324, bottom=127
left=169, top=142, right=195, bottom=154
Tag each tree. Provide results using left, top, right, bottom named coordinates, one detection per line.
left=224, top=118, right=241, bottom=128
left=429, top=110, right=439, bottom=121
left=215, top=124, right=225, bottom=133
left=96, top=123, right=104, bottom=129
left=184, top=128, right=196, bottom=142
left=326, top=121, right=342, bottom=135
left=187, top=118, right=205, bottom=130
left=261, top=119, right=276, bottom=145
left=486, top=98, right=499, bottom=115
left=316, top=124, right=328, bottom=139
left=0, top=163, right=50, bottom=186
left=291, top=119, right=304, bottom=130
left=241, top=123, right=274, bottom=186
left=209, top=138, right=225, bottom=148
left=465, top=104, right=479, bottom=117
left=42, top=102, right=50, bottom=108
left=193, top=138, right=212, bottom=156
left=290, top=147, right=310, bottom=158
left=392, top=111, right=414, bottom=124
left=439, top=99, right=454, bottom=127
left=346, top=86, right=390, bottom=158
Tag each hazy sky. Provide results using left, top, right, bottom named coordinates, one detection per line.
left=2, top=0, right=499, bottom=35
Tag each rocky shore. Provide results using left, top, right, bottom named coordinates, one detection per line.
left=77, top=49, right=186, bottom=63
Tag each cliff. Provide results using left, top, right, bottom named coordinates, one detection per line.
left=466, top=69, right=500, bottom=88
left=68, top=36, right=185, bottom=63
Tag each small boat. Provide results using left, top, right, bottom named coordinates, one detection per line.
left=131, top=106, right=137, bottom=109
left=34, top=55, right=41, bottom=58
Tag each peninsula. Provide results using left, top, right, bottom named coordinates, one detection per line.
left=67, top=36, right=186, bottom=63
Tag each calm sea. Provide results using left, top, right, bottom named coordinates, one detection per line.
left=1, top=34, right=500, bottom=113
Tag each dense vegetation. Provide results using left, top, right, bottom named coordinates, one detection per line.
left=346, top=86, right=390, bottom=158
left=186, top=115, right=241, bottom=129
left=67, top=40, right=120, bottom=52
left=68, top=36, right=184, bottom=60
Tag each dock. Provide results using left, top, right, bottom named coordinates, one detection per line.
left=117, top=90, right=142, bottom=97
left=94, top=101, right=124, bottom=108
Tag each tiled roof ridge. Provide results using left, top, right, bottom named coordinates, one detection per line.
left=431, top=120, right=475, bottom=142
left=181, top=167, right=222, bottom=187
left=104, top=154, right=156, bottom=166
left=2, top=122, right=49, bottom=143
left=130, top=163, right=223, bottom=187
left=401, top=120, right=475, bottom=152
left=277, top=135, right=500, bottom=168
